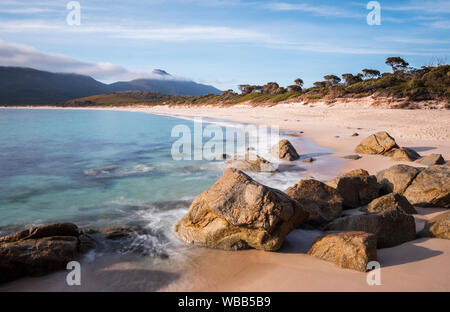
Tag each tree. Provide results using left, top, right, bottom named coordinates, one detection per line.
left=362, top=69, right=381, bottom=79
left=342, top=73, right=363, bottom=86
left=385, top=57, right=409, bottom=72
left=221, top=89, right=236, bottom=96
left=238, top=84, right=261, bottom=95
left=238, top=84, right=250, bottom=95
left=294, top=78, right=304, bottom=88
left=262, top=82, right=280, bottom=94
left=324, top=75, right=341, bottom=86
left=313, top=81, right=327, bottom=88
left=287, top=85, right=302, bottom=92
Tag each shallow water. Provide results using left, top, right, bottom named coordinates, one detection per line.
left=0, top=108, right=343, bottom=290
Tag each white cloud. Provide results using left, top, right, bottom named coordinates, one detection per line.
left=264, top=2, right=363, bottom=18
left=0, top=40, right=183, bottom=81
left=0, top=8, right=55, bottom=14
left=0, top=20, right=268, bottom=42
left=383, top=0, right=450, bottom=14
left=429, top=20, right=450, bottom=29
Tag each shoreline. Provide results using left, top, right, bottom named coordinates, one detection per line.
left=1, top=104, right=450, bottom=291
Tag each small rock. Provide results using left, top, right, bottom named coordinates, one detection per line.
left=385, top=147, right=421, bottom=162
left=302, top=157, right=315, bottom=163
left=418, top=211, right=450, bottom=239
left=363, top=193, right=417, bottom=214
left=415, top=154, right=446, bottom=166
left=342, top=155, right=362, bottom=160
left=216, top=153, right=231, bottom=160
left=308, top=231, right=377, bottom=272
left=226, top=153, right=278, bottom=172
left=352, top=133, right=359, bottom=137
left=355, top=131, right=398, bottom=155
left=269, top=139, right=300, bottom=161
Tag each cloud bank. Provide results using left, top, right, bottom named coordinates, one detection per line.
left=0, top=40, right=183, bottom=81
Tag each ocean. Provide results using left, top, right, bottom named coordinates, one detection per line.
left=0, top=108, right=342, bottom=284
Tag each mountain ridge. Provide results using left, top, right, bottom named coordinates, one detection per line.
left=0, top=66, right=221, bottom=105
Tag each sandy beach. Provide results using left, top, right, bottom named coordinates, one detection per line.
left=1, top=103, right=449, bottom=292
left=138, top=102, right=450, bottom=292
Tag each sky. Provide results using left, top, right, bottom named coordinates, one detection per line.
left=0, top=0, right=449, bottom=90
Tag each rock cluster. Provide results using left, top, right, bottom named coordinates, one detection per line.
left=354, top=132, right=447, bottom=165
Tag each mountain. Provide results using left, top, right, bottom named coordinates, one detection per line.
left=0, top=67, right=221, bottom=105
left=110, top=79, right=220, bottom=96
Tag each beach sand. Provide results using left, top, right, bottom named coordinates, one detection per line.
left=1, top=103, right=449, bottom=291
left=140, top=102, right=450, bottom=292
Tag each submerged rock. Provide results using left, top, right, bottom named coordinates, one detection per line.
left=324, top=210, right=416, bottom=248
left=285, top=179, right=343, bottom=225
left=416, top=154, right=446, bottom=166
left=225, top=153, right=278, bottom=172
left=354, top=131, right=398, bottom=155
left=269, top=139, right=300, bottom=161
left=308, top=231, right=377, bottom=272
left=174, top=168, right=309, bottom=251
left=363, top=193, right=417, bottom=214
left=418, top=211, right=450, bottom=239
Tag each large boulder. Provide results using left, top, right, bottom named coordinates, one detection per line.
left=308, top=231, right=377, bottom=272
left=0, top=223, right=93, bottom=284
left=354, top=131, right=398, bottom=155
left=415, top=154, right=446, bottom=166
left=377, top=165, right=422, bottom=194
left=363, top=193, right=417, bottom=214
left=385, top=147, right=421, bottom=162
left=418, top=211, right=450, bottom=239
left=270, top=139, right=300, bottom=161
left=326, top=172, right=379, bottom=209
left=225, top=153, right=278, bottom=172
left=174, top=168, right=309, bottom=251
left=324, top=211, right=416, bottom=248
left=403, top=165, right=450, bottom=207
left=285, top=179, right=343, bottom=225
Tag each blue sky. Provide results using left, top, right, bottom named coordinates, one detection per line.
left=0, top=0, right=449, bottom=90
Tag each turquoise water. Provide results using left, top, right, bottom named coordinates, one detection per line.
left=0, top=108, right=341, bottom=259
left=0, top=109, right=223, bottom=232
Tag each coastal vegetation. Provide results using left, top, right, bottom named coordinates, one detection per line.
left=62, top=57, right=450, bottom=109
